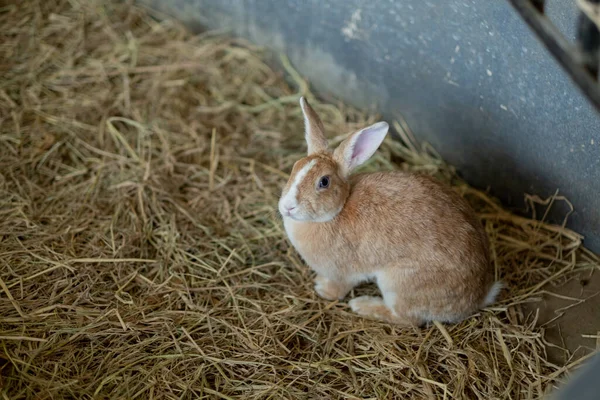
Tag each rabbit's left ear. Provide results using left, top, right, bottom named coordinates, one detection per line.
left=300, top=97, right=328, bottom=155
left=333, top=122, right=389, bottom=177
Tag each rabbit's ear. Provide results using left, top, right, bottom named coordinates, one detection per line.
left=333, top=122, right=389, bottom=177
left=300, top=97, right=328, bottom=155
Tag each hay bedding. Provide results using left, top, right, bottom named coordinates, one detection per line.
left=0, top=0, right=598, bottom=398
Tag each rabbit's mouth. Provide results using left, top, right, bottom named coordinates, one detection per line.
left=281, top=208, right=296, bottom=218
left=281, top=210, right=306, bottom=222
left=278, top=201, right=298, bottom=219
left=279, top=207, right=309, bottom=222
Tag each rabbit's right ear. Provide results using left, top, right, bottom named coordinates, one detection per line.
left=300, top=97, right=328, bottom=155
left=333, top=121, right=389, bottom=177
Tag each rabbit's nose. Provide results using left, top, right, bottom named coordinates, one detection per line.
left=281, top=204, right=297, bottom=216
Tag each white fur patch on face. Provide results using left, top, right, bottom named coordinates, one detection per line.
left=279, top=159, right=317, bottom=217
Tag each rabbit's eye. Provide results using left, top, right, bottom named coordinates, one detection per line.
left=318, top=176, right=330, bottom=189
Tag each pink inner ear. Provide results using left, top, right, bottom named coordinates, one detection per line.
left=351, top=140, right=367, bottom=161
left=349, top=122, right=388, bottom=167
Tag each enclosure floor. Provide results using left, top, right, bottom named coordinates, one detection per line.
left=526, top=274, right=600, bottom=364
left=1, top=1, right=599, bottom=399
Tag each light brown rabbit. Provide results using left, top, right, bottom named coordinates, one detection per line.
left=279, top=97, right=501, bottom=326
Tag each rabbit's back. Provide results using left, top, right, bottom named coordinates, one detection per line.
left=344, top=171, right=490, bottom=268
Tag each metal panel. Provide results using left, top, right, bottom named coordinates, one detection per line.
left=138, top=0, right=600, bottom=253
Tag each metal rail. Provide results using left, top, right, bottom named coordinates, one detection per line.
left=507, top=0, right=600, bottom=113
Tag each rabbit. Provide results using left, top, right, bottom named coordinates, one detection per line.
left=278, top=97, right=501, bottom=327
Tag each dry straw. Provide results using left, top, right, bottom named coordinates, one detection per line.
left=1, top=1, right=598, bottom=398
